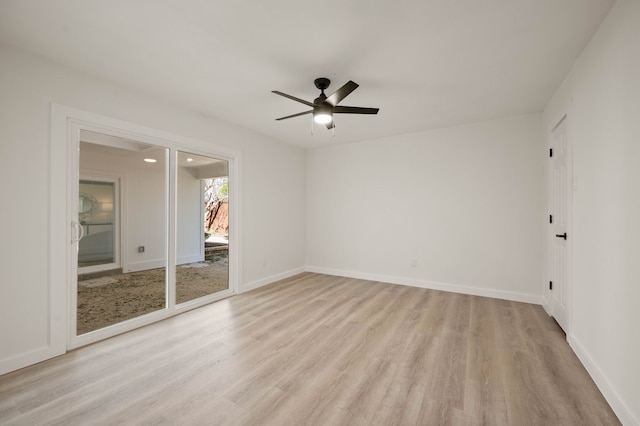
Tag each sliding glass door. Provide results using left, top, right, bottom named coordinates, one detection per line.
left=69, top=125, right=235, bottom=346
left=75, top=132, right=168, bottom=336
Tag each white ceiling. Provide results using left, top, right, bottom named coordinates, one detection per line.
left=0, top=0, right=614, bottom=148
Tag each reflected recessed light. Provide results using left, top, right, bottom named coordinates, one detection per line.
left=144, top=158, right=157, bottom=163
left=186, top=158, right=194, bottom=162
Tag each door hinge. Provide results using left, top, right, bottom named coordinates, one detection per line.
left=549, top=281, right=553, bottom=290
left=549, top=214, right=553, bottom=224
left=549, top=148, right=553, bottom=157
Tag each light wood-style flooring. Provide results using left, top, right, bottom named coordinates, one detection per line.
left=0, top=273, right=620, bottom=425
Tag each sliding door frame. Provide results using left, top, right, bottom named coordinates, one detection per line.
left=51, top=104, right=242, bottom=351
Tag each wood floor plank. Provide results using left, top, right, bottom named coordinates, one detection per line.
left=0, top=273, right=620, bottom=425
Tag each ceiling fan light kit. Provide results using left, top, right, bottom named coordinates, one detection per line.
left=313, top=112, right=332, bottom=125
left=313, top=104, right=333, bottom=124
left=272, top=78, right=379, bottom=133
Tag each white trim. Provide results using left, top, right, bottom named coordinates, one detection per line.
left=175, top=288, right=234, bottom=311
left=72, top=291, right=235, bottom=351
left=71, top=308, right=173, bottom=349
left=0, top=346, right=63, bottom=376
left=240, top=267, right=306, bottom=293
left=168, top=148, right=177, bottom=313
left=200, top=180, right=206, bottom=261
left=305, top=266, right=544, bottom=305
left=568, top=334, right=638, bottom=426
left=228, top=154, right=242, bottom=295
left=68, top=122, right=82, bottom=348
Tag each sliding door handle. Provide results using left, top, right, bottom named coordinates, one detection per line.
left=555, top=233, right=567, bottom=240
left=71, top=220, right=85, bottom=243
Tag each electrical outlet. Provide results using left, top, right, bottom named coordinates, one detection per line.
left=138, top=246, right=145, bottom=253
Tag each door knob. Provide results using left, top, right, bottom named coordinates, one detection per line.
left=555, top=233, right=567, bottom=240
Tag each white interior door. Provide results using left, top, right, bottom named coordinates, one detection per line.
left=549, top=115, right=572, bottom=333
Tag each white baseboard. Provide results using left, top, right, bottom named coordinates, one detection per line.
left=177, top=254, right=204, bottom=265
left=240, top=267, right=306, bottom=293
left=126, top=254, right=217, bottom=270
left=305, top=266, right=544, bottom=305
left=124, top=259, right=166, bottom=273
left=568, top=335, right=638, bottom=426
left=0, top=345, right=64, bottom=376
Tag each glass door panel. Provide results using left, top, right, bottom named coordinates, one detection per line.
left=176, top=151, right=229, bottom=304
left=76, top=132, right=168, bottom=335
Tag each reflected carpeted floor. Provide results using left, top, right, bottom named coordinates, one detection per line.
left=77, top=253, right=228, bottom=335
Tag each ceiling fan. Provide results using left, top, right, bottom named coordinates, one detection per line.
left=272, top=78, right=379, bottom=130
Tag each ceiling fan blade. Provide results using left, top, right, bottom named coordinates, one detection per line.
left=325, top=80, right=359, bottom=106
left=272, top=91, right=314, bottom=107
left=333, top=105, right=379, bottom=115
left=326, top=121, right=335, bottom=130
left=275, top=110, right=313, bottom=121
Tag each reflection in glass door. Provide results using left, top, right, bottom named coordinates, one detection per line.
left=76, top=132, right=168, bottom=335
left=78, top=179, right=118, bottom=272
left=176, top=151, right=229, bottom=304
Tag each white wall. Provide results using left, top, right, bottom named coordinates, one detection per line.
left=307, top=114, right=544, bottom=303
left=177, top=166, right=203, bottom=265
left=543, top=1, right=640, bottom=423
left=0, top=42, right=306, bottom=373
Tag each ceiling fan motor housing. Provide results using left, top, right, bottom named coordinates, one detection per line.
left=314, top=94, right=328, bottom=105
left=314, top=102, right=332, bottom=116
left=314, top=77, right=331, bottom=91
